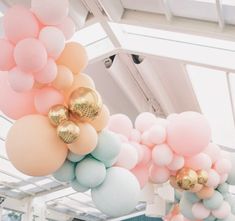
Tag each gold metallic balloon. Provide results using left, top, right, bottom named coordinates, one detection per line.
left=197, top=170, right=208, bottom=185
left=68, top=87, right=102, bottom=122
left=48, top=104, right=69, bottom=126
left=57, top=120, right=80, bottom=144
left=176, top=168, right=198, bottom=190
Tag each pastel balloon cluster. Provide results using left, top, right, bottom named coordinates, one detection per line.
left=178, top=183, right=235, bottom=221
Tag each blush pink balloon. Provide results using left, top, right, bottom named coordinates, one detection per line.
left=167, top=154, right=185, bottom=171
left=34, top=59, right=57, bottom=84
left=131, top=165, right=149, bottom=188
left=147, top=125, right=166, bottom=144
left=0, top=72, right=36, bottom=119
left=206, top=169, right=220, bottom=188
left=132, top=143, right=144, bottom=163
left=56, top=16, right=75, bottom=40
left=108, top=114, right=133, bottom=138
left=39, top=27, right=65, bottom=59
left=135, top=112, right=157, bottom=133
left=14, top=38, right=47, bottom=72
left=115, top=143, right=138, bottom=170
left=155, top=117, right=169, bottom=128
left=141, top=131, right=154, bottom=148
left=3, top=5, right=39, bottom=44
left=139, top=145, right=152, bottom=166
left=0, top=39, right=15, bottom=71
left=212, top=201, right=231, bottom=219
left=34, top=87, right=64, bottom=114
left=192, top=203, right=210, bottom=220
left=149, top=165, right=170, bottom=184
left=129, top=129, right=141, bottom=143
left=214, top=159, right=232, bottom=174
left=118, top=134, right=128, bottom=142
left=8, top=67, right=34, bottom=92
left=152, top=144, right=174, bottom=166
left=167, top=112, right=211, bottom=157
left=31, top=0, right=69, bottom=25
left=185, top=153, right=212, bottom=171
left=204, top=143, right=221, bottom=164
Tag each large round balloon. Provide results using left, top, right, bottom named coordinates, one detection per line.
left=3, top=5, right=39, bottom=44
left=31, top=0, right=69, bottom=25
left=91, top=167, right=140, bottom=217
left=6, top=115, right=68, bottom=176
left=167, top=112, right=211, bottom=157
left=75, top=157, right=106, bottom=188
left=56, top=42, right=88, bottom=74
left=53, top=160, right=75, bottom=182
left=0, top=73, right=36, bottom=119
left=0, top=39, right=15, bottom=71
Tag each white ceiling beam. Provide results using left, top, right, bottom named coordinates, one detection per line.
left=216, top=0, right=225, bottom=29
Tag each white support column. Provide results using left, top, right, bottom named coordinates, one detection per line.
left=21, top=199, right=33, bottom=221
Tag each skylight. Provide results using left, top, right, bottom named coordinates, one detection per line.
left=187, top=64, right=235, bottom=149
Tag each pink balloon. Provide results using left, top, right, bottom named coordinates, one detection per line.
left=167, top=112, right=211, bottom=157
left=147, top=125, right=166, bottom=144
left=206, top=169, right=220, bottom=188
left=131, top=165, right=149, bottom=188
left=39, top=27, right=65, bottom=59
left=155, top=117, right=169, bottom=128
left=8, top=67, right=34, bottom=92
left=185, top=153, right=212, bottom=171
left=108, top=114, right=133, bottom=138
left=141, top=131, right=154, bottom=148
left=135, top=112, right=157, bottom=133
left=14, top=38, right=47, bottom=72
left=212, top=201, right=231, bottom=219
left=0, top=39, right=15, bottom=71
left=167, top=113, right=179, bottom=121
left=34, top=87, right=64, bottom=114
left=167, top=154, right=185, bottom=171
left=118, top=134, right=128, bottom=142
left=152, top=144, right=174, bottom=166
left=0, top=72, right=36, bottom=119
left=192, top=203, right=210, bottom=220
left=204, top=143, right=221, bottom=164
left=149, top=165, right=170, bottom=184
left=3, top=5, right=39, bottom=44
left=139, top=145, right=152, bottom=166
left=34, top=59, right=57, bottom=84
left=115, top=143, right=138, bottom=170
left=31, top=0, right=69, bottom=25
left=132, top=143, right=144, bottom=163
left=129, top=129, right=141, bottom=143
left=214, top=159, right=232, bottom=174
left=56, top=16, right=75, bottom=40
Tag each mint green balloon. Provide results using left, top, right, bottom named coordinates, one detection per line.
left=217, top=183, right=229, bottom=194
left=204, top=215, right=216, bottom=221
left=179, top=195, right=195, bottom=220
left=53, top=160, right=75, bottom=182
left=71, top=179, right=89, bottom=193
left=67, top=151, right=85, bottom=163
left=91, top=131, right=121, bottom=162
left=183, top=192, right=200, bottom=204
left=75, top=156, right=106, bottom=188
left=217, top=214, right=235, bottom=221
left=175, top=190, right=182, bottom=202
left=203, top=190, right=223, bottom=210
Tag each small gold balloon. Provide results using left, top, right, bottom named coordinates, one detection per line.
left=197, top=170, right=208, bottom=185
left=68, top=87, right=102, bottom=122
left=176, top=168, right=198, bottom=190
left=57, top=120, right=80, bottom=144
left=48, top=104, right=69, bottom=126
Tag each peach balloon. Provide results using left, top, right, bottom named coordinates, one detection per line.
left=52, top=65, right=74, bottom=90
left=190, top=183, right=203, bottom=193
left=196, top=186, right=214, bottom=199
left=6, top=115, right=68, bottom=176
left=68, top=123, right=98, bottom=155
left=56, top=42, right=88, bottom=74
left=90, top=105, right=110, bottom=132
left=64, top=73, right=95, bottom=101
left=0, top=39, right=15, bottom=71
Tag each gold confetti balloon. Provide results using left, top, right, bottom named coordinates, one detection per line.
left=68, top=87, right=102, bottom=122
left=197, top=170, right=208, bottom=185
left=176, top=168, right=198, bottom=190
left=48, top=104, right=69, bottom=126
left=57, top=120, right=80, bottom=144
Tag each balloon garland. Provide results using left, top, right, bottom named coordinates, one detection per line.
left=1, top=1, right=235, bottom=220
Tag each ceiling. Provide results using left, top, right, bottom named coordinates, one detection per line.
left=1, top=0, right=235, bottom=220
